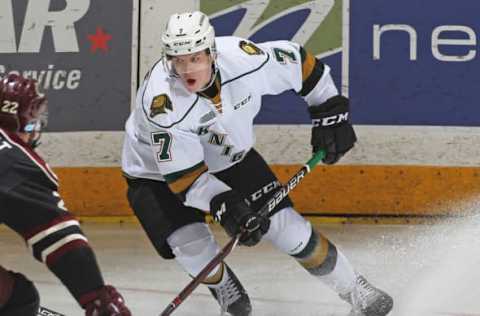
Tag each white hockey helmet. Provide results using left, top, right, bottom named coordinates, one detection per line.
left=161, top=11, right=216, bottom=57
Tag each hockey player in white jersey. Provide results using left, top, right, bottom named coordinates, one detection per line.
left=122, top=11, right=393, bottom=316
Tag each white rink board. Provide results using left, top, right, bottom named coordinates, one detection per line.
left=38, top=125, right=480, bottom=167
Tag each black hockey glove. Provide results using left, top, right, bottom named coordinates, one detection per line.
left=210, top=190, right=270, bottom=247
left=308, top=95, right=357, bottom=164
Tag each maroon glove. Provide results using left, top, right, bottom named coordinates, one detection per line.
left=83, top=285, right=131, bottom=316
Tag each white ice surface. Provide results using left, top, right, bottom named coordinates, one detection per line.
left=2, top=219, right=480, bottom=316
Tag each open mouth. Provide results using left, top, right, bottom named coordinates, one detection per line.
left=186, top=78, right=196, bottom=86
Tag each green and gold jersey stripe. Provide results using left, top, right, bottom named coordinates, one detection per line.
left=164, top=162, right=208, bottom=194
left=296, top=233, right=330, bottom=269
left=299, top=46, right=325, bottom=97
left=301, top=48, right=316, bottom=81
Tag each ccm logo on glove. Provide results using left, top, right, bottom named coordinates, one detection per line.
left=210, top=190, right=270, bottom=246
left=308, top=95, right=357, bottom=164
left=312, top=112, right=349, bottom=127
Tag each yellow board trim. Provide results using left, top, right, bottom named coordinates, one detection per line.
left=272, top=165, right=480, bottom=215
left=55, top=165, right=480, bottom=217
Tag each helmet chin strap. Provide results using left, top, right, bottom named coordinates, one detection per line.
left=196, top=62, right=218, bottom=93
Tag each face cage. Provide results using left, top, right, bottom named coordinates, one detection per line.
left=23, top=109, right=48, bottom=148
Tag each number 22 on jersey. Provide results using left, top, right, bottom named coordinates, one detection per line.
left=1, top=100, right=19, bottom=114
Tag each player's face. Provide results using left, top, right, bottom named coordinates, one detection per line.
left=170, top=51, right=213, bottom=92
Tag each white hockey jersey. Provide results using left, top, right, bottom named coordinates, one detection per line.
left=122, top=36, right=338, bottom=211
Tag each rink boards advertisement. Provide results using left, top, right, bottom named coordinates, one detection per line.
left=194, top=0, right=480, bottom=218
left=4, top=0, right=478, bottom=217
left=0, top=0, right=135, bottom=131
left=349, top=0, right=480, bottom=126
left=3, top=0, right=476, bottom=128
left=6, top=0, right=479, bottom=129
left=205, top=0, right=480, bottom=126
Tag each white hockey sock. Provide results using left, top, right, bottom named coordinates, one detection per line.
left=289, top=227, right=356, bottom=295
left=317, top=249, right=356, bottom=295
left=262, top=207, right=357, bottom=295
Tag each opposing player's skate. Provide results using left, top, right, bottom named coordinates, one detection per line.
left=208, top=265, right=252, bottom=316
left=339, top=275, right=393, bottom=316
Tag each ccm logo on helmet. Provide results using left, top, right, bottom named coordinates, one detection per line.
left=313, top=112, right=349, bottom=127
left=173, top=40, right=192, bottom=47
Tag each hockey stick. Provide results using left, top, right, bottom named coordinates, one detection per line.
left=159, top=150, right=326, bottom=316
left=37, top=306, right=66, bottom=316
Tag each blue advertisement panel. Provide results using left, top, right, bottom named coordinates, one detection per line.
left=0, top=0, right=134, bottom=131
left=349, top=0, right=480, bottom=126
left=202, top=0, right=343, bottom=124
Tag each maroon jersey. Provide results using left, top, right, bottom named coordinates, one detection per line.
left=0, top=128, right=87, bottom=266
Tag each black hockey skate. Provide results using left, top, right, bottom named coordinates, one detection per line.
left=339, top=275, right=393, bottom=316
left=208, top=265, right=252, bottom=316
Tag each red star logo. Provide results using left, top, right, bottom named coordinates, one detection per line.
left=87, top=27, right=112, bottom=53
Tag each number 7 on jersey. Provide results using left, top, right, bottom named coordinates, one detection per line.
left=151, top=131, right=172, bottom=162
